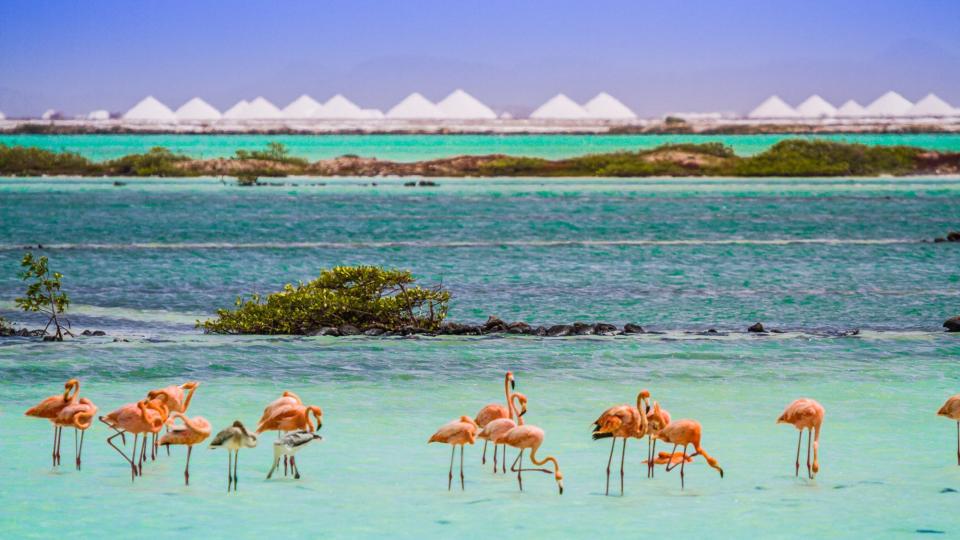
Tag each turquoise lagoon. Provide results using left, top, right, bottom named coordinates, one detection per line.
left=1, top=172, right=960, bottom=538
left=4, top=132, right=960, bottom=162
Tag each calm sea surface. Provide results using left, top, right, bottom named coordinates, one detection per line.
left=1, top=157, right=960, bottom=538
left=3, top=132, right=960, bottom=161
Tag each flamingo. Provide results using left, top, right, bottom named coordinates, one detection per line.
left=267, top=431, right=323, bottom=480
left=474, top=371, right=516, bottom=467
left=146, top=381, right=200, bottom=414
left=777, top=398, right=825, bottom=479
left=645, top=450, right=694, bottom=466
left=159, top=412, right=212, bottom=485
left=592, top=390, right=650, bottom=495
left=938, top=394, right=960, bottom=465
left=55, top=397, right=98, bottom=470
left=642, top=401, right=672, bottom=478
left=257, top=392, right=322, bottom=476
left=24, top=378, right=80, bottom=467
left=209, top=421, right=258, bottom=492
left=655, top=418, right=724, bottom=489
left=502, top=419, right=564, bottom=495
left=428, top=416, right=478, bottom=491
left=99, top=399, right=166, bottom=481
left=477, top=392, right=527, bottom=473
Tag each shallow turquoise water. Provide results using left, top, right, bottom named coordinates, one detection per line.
left=1, top=174, right=960, bottom=538
left=4, top=132, right=960, bottom=161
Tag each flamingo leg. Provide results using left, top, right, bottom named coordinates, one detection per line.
left=665, top=443, right=681, bottom=472
left=795, top=429, right=802, bottom=477
left=129, top=434, right=139, bottom=481
left=620, top=437, right=627, bottom=496
left=460, top=445, right=465, bottom=490
left=447, top=445, right=455, bottom=491
left=501, top=445, right=506, bottom=474
left=646, top=435, right=652, bottom=478
left=292, top=456, right=300, bottom=480
left=185, top=446, right=192, bottom=485
left=605, top=437, right=615, bottom=495
left=73, top=428, right=79, bottom=470
left=956, top=421, right=959, bottom=466
left=139, top=435, right=148, bottom=476
left=77, top=429, right=85, bottom=471
left=516, top=449, right=524, bottom=492
left=492, top=442, right=498, bottom=474
left=806, top=428, right=813, bottom=479
left=54, top=426, right=62, bottom=467
left=51, top=425, right=57, bottom=467
left=482, top=439, right=488, bottom=465
left=680, top=443, right=688, bottom=489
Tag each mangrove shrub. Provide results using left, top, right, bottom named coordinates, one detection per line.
left=199, top=266, right=450, bottom=334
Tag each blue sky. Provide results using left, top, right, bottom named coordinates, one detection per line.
left=1, top=0, right=959, bottom=116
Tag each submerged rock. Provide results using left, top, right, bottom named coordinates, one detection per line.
left=945, top=316, right=960, bottom=332
left=507, top=321, right=532, bottom=334
left=593, top=323, right=618, bottom=335
left=573, top=322, right=594, bottom=335
left=482, top=316, right=508, bottom=333
left=547, top=324, right=574, bottom=337
left=947, top=231, right=960, bottom=242
left=363, top=328, right=385, bottom=336
left=309, top=327, right=340, bottom=336
left=338, top=324, right=360, bottom=336
left=622, top=323, right=645, bottom=334
left=80, top=329, right=107, bottom=336
left=747, top=322, right=766, bottom=333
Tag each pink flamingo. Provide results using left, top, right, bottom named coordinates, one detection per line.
left=477, top=392, right=527, bottom=473
left=257, top=392, right=322, bottom=476
left=938, top=394, right=960, bottom=465
left=642, top=401, right=672, bottom=478
left=146, top=381, right=200, bottom=459
left=474, top=371, right=515, bottom=467
left=499, top=401, right=564, bottom=495
left=656, top=418, right=724, bottom=489
left=55, top=397, right=98, bottom=470
left=24, top=379, right=80, bottom=467
left=777, top=398, right=825, bottom=478
left=99, top=399, right=167, bottom=481
left=592, top=390, right=649, bottom=495
left=428, top=416, right=479, bottom=490
left=159, top=412, right=212, bottom=485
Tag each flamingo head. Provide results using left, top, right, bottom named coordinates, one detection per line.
left=647, top=402, right=668, bottom=432
left=555, top=470, right=564, bottom=495
left=514, top=393, right=528, bottom=417
left=62, top=379, right=79, bottom=399
left=308, top=406, right=323, bottom=429
left=506, top=371, right=515, bottom=390
left=180, top=381, right=200, bottom=390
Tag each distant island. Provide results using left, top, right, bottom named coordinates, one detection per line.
left=2, top=140, right=960, bottom=178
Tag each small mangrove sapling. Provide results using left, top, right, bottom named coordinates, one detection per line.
left=15, top=252, right=72, bottom=340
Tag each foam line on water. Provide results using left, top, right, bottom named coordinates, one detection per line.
left=0, top=238, right=919, bottom=251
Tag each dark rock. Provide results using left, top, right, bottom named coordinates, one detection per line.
left=113, top=181, right=127, bottom=187
left=42, top=335, right=61, bottom=341
left=363, top=328, right=385, bottom=336
left=622, top=323, right=645, bottom=334
left=935, top=237, right=946, bottom=243
left=18, top=328, right=32, bottom=337
left=400, top=326, right=427, bottom=335
left=573, top=322, right=594, bottom=335
left=945, top=316, right=960, bottom=332
left=532, top=326, right=548, bottom=336
left=418, top=180, right=437, bottom=187
left=403, top=181, right=416, bottom=187
left=29, top=329, right=46, bottom=337
left=112, top=338, right=129, bottom=342
left=482, top=316, right=508, bottom=333
left=770, top=329, right=786, bottom=333
left=507, top=321, right=532, bottom=334
left=81, top=330, right=92, bottom=336
left=338, top=325, right=361, bottom=336
left=92, top=330, right=106, bottom=336
left=707, top=329, right=718, bottom=334
left=947, top=231, right=960, bottom=242
left=593, top=323, right=618, bottom=335
left=547, top=324, right=574, bottom=337
left=840, top=329, right=860, bottom=337
left=313, top=326, right=340, bottom=336
left=747, top=322, right=766, bottom=333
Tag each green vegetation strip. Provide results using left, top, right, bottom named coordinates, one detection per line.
left=1, top=140, right=956, bottom=178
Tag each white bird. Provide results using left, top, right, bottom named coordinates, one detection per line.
left=267, top=430, right=323, bottom=479
left=209, top=420, right=258, bottom=492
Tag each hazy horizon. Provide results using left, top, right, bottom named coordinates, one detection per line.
left=1, top=0, right=959, bottom=117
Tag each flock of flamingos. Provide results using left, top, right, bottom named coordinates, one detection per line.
left=24, top=372, right=960, bottom=495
